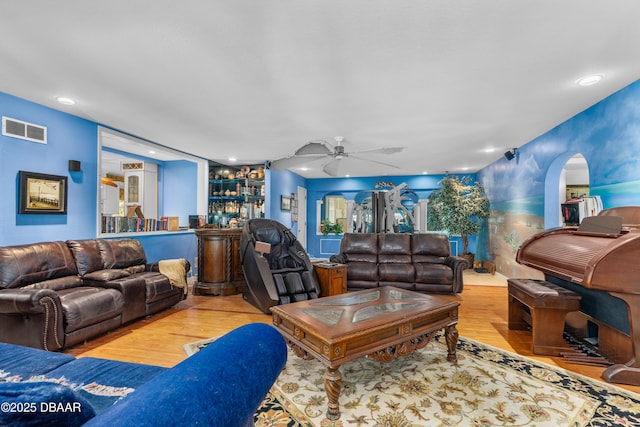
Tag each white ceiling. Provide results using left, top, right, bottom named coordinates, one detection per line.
left=2, top=1, right=640, bottom=178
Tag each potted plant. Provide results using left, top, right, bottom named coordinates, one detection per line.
left=321, top=220, right=344, bottom=235
left=427, top=175, right=490, bottom=267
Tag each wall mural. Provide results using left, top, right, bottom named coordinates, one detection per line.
left=477, top=80, right=640, bottom=277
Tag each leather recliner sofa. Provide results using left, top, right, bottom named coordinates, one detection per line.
left=0, top=238, right=189, bottom=351
left=330, top=233, right=468, bottom=293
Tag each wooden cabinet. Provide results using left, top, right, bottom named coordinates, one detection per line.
left=194, top=228, right=246, bottom=296
left=313, top=262, right=347, bottom=297
left=122, top=161, right=158, bottom=219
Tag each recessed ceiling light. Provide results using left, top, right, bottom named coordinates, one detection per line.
left=484, top=148, right=496, bottom=153
left=228, top=157, right=237, bottom=162
left=576, top=74, right=604, bottom=87
left=299, top=167, right=308, bottom=171
left=148, top=150, right=156, bottom=154
left=56, top=96, right=76, bottom=105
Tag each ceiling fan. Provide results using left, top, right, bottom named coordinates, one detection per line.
left=269, top=136, right=404, bottom=176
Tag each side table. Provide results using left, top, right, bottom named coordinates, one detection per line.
left=313, top=262, right=347, bottom=297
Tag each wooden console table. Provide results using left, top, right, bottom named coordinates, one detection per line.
left=193, top=228, right=246, bottom=296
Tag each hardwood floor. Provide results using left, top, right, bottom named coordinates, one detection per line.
left=66, top=272, right=640, bottom=394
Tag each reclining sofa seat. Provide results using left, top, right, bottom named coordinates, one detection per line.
left=0, top=241, right=124, bottom=351
left=330, top=233, right=466, bottom=294
left=240, top=219, right=320, bottom=314
left=66, top=239, right=186, bottom=324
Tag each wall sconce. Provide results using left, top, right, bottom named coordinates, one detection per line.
left=504, top=148, right=517, bottom=161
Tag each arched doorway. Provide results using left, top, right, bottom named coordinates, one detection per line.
left=544, top=153, right=589, bottom=228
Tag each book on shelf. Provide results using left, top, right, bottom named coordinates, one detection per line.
left=101, top=215, right=158, bottom=233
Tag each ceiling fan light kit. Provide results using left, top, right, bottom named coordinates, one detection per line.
left=270, top=136, right=405, bottom=177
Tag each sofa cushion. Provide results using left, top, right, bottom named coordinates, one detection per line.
left=83, top=269, right=131, bottom=283
left=23, top=275, right=83, bottom=291
left=45, top=357, right=165, bottom=414
left=139, top=272, right=175, bottom=303
left=347, top=262, right=379, bottom=282
left=97, top=239, right=147, bottom=270
left=66, top=239, right=105, bottom=276
left=0, top=343, right=75, bottom=377
left=378, top=234, right=412, bottom=264
left=379, top=263, right=415, bottom=283
left=0, top=382, right=96, bottom=427
left=58, top=288, right=124, bottom=333
left=0, top=241, right=78, bottom=289
left=342, top=234, right=378, bottom=264
left=414, top=263, right=453, bottom=284
left=412, top=233, right=451, bottom=264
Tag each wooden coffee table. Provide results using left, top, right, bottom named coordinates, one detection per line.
left=270, top=286, right=459, bottom=420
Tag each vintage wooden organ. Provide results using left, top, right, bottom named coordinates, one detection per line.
left=516, top=212, right=640, bottom=385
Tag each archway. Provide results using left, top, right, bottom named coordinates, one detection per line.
left=544, top=153, right=589, bottom=228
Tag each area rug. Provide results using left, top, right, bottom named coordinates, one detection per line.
left=186, top=334, right=640, bottom=427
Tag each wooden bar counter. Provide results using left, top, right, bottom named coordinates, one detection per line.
left=193, top=228, right=246, bottom=296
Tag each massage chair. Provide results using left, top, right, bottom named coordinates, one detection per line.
left=239, top=219, right=320, bottom=314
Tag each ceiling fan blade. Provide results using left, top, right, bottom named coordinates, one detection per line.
left=295, top=141, right=332, bottom=156
left=270, top=155, right=325, bottom=170
left=322, top=159, right=342, bottom=176
left=349, top=155, right=400, bottom=169
left=353, top=146, right=405, bottom=155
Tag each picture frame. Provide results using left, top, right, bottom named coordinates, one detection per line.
left=290, top=193, right=298, bottom=222
left=18, top=171, right=68, bottom=214
left=280, top=195, right=291, bottom=211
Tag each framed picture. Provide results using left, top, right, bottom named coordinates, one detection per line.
left=280, top=195, right=291, bottom=211
left=18, top=171, right=68, bottom=214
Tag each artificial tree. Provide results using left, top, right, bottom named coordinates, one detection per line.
left=427, top=175, right=490, bottom=264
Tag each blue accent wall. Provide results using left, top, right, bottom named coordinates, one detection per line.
left=1, top=92, right=199, bottom=264
left=476, top=79, right=640, bottom=277
left=161, top=160, right=198, bottom=226
left=266, top=168, right=306, bottom=235
left=1, top=92, right=98, bottom=245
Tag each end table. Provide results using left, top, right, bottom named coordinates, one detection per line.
left=313, top=262, right=347, bottom=297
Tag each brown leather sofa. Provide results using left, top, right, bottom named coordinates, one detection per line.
left=330, top=233, right=467, bottom=293
left=0, top=238, right=189, bottom=351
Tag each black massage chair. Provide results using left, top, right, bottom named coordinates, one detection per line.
left=239, top=219, right=320, bottom=314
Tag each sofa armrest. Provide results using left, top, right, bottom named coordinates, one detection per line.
left=0, top=288, right=60, bottom=314
left=146, top=258, right=191, bottom=274
left=445, top=256, right=469, bottom=293
left=0, top=288, right=65, bottom=350
left=83, top=323, right=287, bottom=427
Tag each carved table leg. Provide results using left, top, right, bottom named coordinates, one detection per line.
left=325, top=366, right=343, bottom=420
left=445, top=324, right=458, bottom=363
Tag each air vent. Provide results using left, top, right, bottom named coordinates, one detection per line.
left=2, top=116, right=47, bottom=144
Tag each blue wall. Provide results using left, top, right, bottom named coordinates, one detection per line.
left=1, top=92, right=199, bottom=265
left=1, top=92, right=98, bottom=245
left=266, top=168, right=305, bottom=234
left=476, top=79, right=640, bottom=276
left=161, top=160, right=198, bottom=226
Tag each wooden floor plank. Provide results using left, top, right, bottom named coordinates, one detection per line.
left=65, top=273, right=640, bottom=394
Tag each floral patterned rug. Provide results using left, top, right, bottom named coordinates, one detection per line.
left=251, top=333, right=640, bottom=427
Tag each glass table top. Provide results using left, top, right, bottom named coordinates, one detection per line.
left=299, top=288, right=432, bottom=326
